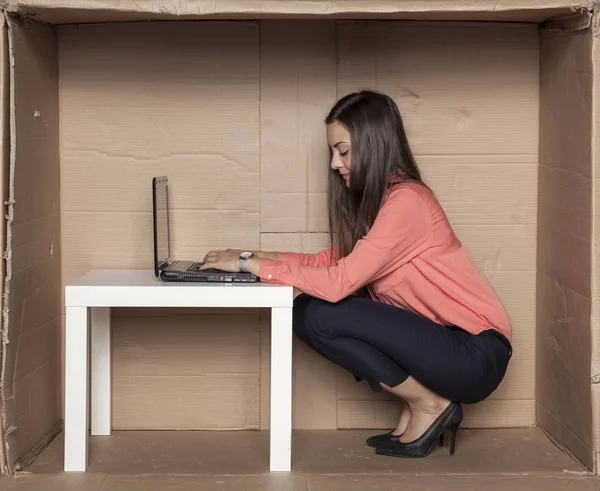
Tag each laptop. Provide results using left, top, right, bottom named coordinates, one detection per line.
left=152, top=176, right=259, bottom=283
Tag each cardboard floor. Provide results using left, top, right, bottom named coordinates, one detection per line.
left=1, top=428, right=599, bottom=490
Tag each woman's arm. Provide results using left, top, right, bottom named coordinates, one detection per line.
left=209, top=247, right=339, bottom=268
left=243, top=247, right=338, bottom=276
left=275, top=247, right=339, bottom=268
left=257, top=188, right=432, bottom=303
left=201, top=186, right=432, bottom=303
left=225, top=249, right=278, bottom=260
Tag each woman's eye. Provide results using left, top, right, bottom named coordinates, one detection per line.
left=339, top=150, right=349, bottom=157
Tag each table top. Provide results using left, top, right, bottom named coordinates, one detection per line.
left=65, top=270, right=295, bottom=308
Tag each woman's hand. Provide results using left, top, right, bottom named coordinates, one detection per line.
left=199, top=249, right=241, bottom=273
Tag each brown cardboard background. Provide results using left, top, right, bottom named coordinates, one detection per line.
left=57, top=20, right=539, bottom=431
left=259, top=20, right=335, bottom=235
left=258, top=21, right=539, bottom=430
left=537, top=25, right=594, bottom=471
left=58, top=22, right=262, bottom=429
left=258, top=20, right=338, bottom=430
left=2, top=16, right=62, bottom=471
left=111, top=309, right=261, bottom=430
left=0, top=0, right=598, bottom=475
left=335, top=22, right=539, bottom=429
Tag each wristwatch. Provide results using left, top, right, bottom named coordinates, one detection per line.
left=239, top=251, right=254, bottom=273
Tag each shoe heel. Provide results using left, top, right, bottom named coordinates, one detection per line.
left=439, top=433, right=444, bottom=447
left=449, top=425, right=459, bottom=455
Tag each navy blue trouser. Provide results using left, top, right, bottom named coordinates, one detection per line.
left=293, top=294, right=512, bottom=404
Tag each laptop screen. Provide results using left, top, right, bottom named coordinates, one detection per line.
left=152, top=176, right=170, bottom=275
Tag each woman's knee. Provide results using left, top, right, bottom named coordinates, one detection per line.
left=294, top=294, right=357, bottom=339
left=292, top=294, right=317, bottom=339
left=302, top=297, right=341, bottom=338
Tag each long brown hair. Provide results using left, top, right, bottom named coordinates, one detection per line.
left=325, top=90, right=424, bottom=269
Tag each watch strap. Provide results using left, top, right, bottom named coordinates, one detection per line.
left=239, top=251, right=253, bottom=273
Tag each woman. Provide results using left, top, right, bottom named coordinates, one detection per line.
left=200, top=90, right=512, bottom=459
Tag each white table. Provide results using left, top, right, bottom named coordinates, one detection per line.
left=64, top=269, right=295, bottom=472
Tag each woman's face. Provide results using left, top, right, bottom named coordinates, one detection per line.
left=327, top=121, right=351, bottom=187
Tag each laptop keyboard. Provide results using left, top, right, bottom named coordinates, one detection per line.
left=168, top=261, right=197, bottom=271
left=168, top=261, right=222, bottom=273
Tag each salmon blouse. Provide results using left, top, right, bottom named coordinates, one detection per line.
left=259, top=181, right=512, bottom=342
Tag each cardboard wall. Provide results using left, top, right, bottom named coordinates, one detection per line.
left=58, top=20, right=540, bottom=431
left=58, top=22, right=263, bottom=430
left=258, top=20, right=337, bottom=429
left=333, top=21, right=539, bottom=429
left=1, top=16, right=62, bottom=472
left=537, top=24, right=594, bottom=470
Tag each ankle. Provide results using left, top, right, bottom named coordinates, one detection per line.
left=392, top=403, right=412, bottom=435
left=409, top=396, right=450, bottom=415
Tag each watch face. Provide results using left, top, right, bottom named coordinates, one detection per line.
left=240, top=251, right=253, bottom=259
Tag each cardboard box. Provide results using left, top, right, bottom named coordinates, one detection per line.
left=0, top=0, right=598, bottom=477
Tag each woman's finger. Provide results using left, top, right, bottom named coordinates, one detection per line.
left=199, top=261, right=217, bottom=270
left=203, top=251, right=218, bottom=261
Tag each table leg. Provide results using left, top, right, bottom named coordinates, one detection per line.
left=91, top=307, right=111, bottom=436
left=64, top=306, right=89, bottom=472
left=269, top=307, right=293, bottom=472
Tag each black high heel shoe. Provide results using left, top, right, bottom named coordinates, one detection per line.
left=375, top=402, right=462, bottom=458
left=366, top=430, right=444, bottom=448
left=366, top=431, right=401, bottom=448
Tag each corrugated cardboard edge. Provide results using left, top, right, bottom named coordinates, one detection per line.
left=8, top=7, right=61, bottom=471
left=592, top=4, right=600, bottom=476
left=2, top=0, right=597, bottom=15
left=0, top=0, right=596, bottom=24
left=0, top=10, right=13, bottom=478
left=0, top=10, right=7, bottom=478
left=0, top=12, right=63, bottom=478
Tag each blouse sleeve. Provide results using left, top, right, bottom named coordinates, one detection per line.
left=259, top=187, right=432, bottom=303
left=275, top=246, right=339, bottom=268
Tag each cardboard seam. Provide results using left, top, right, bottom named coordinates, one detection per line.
left=0, top=10, right=14, bottom=478
left=538, top=400, right=595, bottom=461
left=258, top=21, right=263, bottom=242
left=538, top=419, right=594, bottom=476
left=334, top=17, right=340, bottom=430
left=12, top=420, right=61, bottom=474
left=257, top=22, right=265, bottom=429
